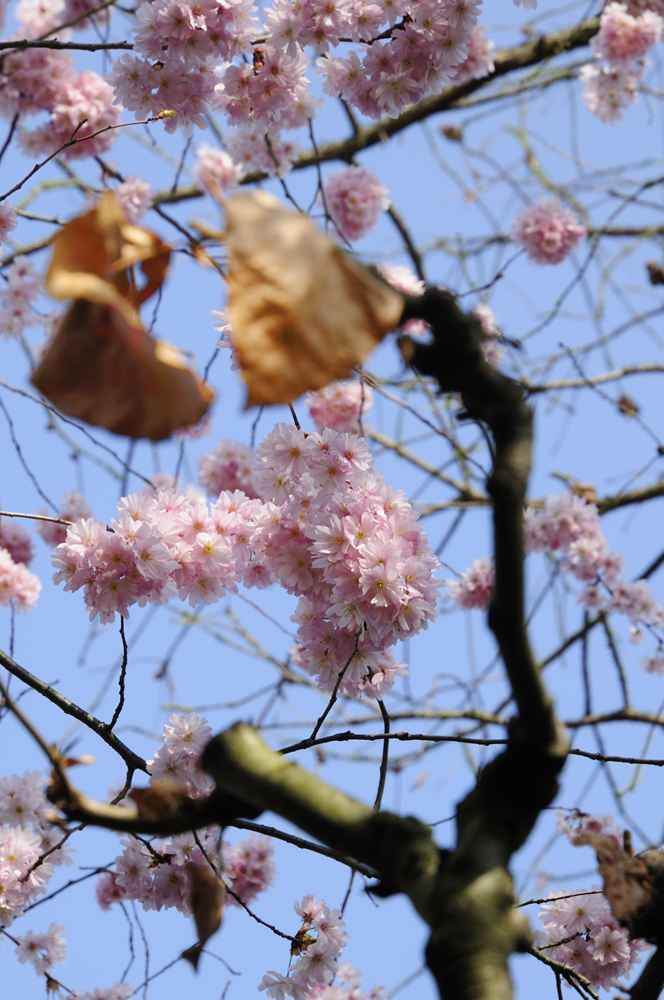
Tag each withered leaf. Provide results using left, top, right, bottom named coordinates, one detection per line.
left=128, top=780, right=191, bottom=822
left=182, top=862, right=226, bottom=969
left=32, top=193, right=213, bottom=441
left=573, top=832, right=652, bottom=924
left=223, top=190, right=405, bottom=406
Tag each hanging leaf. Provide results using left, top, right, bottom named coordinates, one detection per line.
left=182, top=862, right=226, bottom=970
left=223, top=190, right=405, bottom=406
left=32, top=193, right=213, bottom=441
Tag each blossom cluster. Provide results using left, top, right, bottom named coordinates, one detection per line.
left=445, top=556, right=494, bottom=610
left=0, top=770, right=72, bottom=929
left=194, top=143, right=242, bottom=193
left=54, top=422, right=440, bottom=698
left=0, top=202, right=17, bottom=244
left=254, top=423, right=439, bottom=698
left=556, top=809, right=622, bottom=847
left=321, top=165, right=389, bottom=242
left=0, top=256, right=43, bottom=340
left=306, top=380, right=373, bottom=434
left=259, top=895, right=348, bottom=999
left=70, top=985, right=134, bottom=1000
left=525, top=491, right=664, bottom=639
left=580, top=2, right=663, bottom=122
left=538, top=887, right=647, bottom=989
left=0, top=546, right=41, bottom=613
left=35, top=490, right=93, bottom=549
left=114, top=177, right=153, bottom=223
left=14, top=922, right=66, bottom=977
left=308, top=965, right=387, bottom=1000
left=102, top=0, right=491, bottom=166
left=51, top=488, right=251, bottom=623
left=198, top=440, right=259, bottom=499
left=317, top=0, right=483, bottom=120
left=449, top=24, right=495, bottom=85
left=0, top=0, right=121, bottom=161
left=96, top=712, right=275, bottom=914
left=0, top=519, right=34, bottom=566
left=511, top=199, right=586, bottom=265
left=446, top=492, right=664, bottom=656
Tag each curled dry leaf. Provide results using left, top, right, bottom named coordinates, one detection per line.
left=182, top=861, right=226, bottom=969
left=223, top=190, right=405, bottom=406
left=31, top=193, right=213, bottom=441
left=573, top=832, right=652, bottom=925
left=128, top=780, right=191, bottom=822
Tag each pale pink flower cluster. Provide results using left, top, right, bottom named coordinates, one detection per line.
left=0, top=547, right=41, bottom=613
left=224, top=124, right=303, bottom=177
left=0, top=256, right=42, bottom=340
left=70, top=984, right=133, bottom=1000
left=642, top=652, right=664, bottom=673
left=147, top=711, right=214, bottom=796
left=581, top=2, right=662, bottom=122
left=198, top=440, right=259, bottom=498
left=54, top=422, right=439, bottom=699
left=321, top=165, right=390, bottom=242
left=0, top=6, right=122, bottom=163
left=525, top=492, right=664, bottom=641
left=309, top=965, right=387, bottom=1000
left=0, top=770, right=72, bottom=927
left=317, top=0, right=481, bottom=119
left=227, top=835, right=276, bottom=906
left=36, top=490, right=92, bottom=548
left=445, top=556, right=494, bottom=610
left=61, top=0, right=111, bottom=30
left=580, top=63, right=642, bottom=122
left=306, top=381, right=373, bottom=434
left=591, top=2, right=662, bottom=66
left=0, top=202, right=17, bottom=243
left=556, top=809, right=622, bottom=847
left=14, top=923, right=66, bottom=976
left=252, top=423, right=439, bottom=698
left=194, top=144, right=242, bottom=192
left=449, top=24, right=495, bottom=85
left=114, top=177, right=153, bottom=223
left=0, top=520, right=34, bottom=566
left=97, top=715, right=275, bottom=915
left=511, top=199, right=586, bottom=265
left=98, top=827, right=230, bottom=914
left=538, top=887, right=647, bottom=989
left=106, top=0, right=260, bottom=134
left=51, top=488, right=257, bottom=623
left=259, top=895, right=348, bottom=1000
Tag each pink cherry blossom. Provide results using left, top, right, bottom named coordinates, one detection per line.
left=0, top=202, right=17, bottom=242
left=512, top=199, right=586, bottom=264
left=194, top=144, right=242, bottom=192
left=445, top=556, right=494, bottom=610
left=306, top=381, right=373, bottom=434
left=114, top=177, right=153, bottom=222
left=321, top=165, right=390, bottom=241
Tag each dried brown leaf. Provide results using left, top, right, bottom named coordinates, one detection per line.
left=223, top=190, right=405, bottom=406
left=182, top=862, right=226, bottom=969
left=574, top=832, right=652, bottom=922
left=32, top=193, right=213, bottom=441
left=128, top=780, right=191, bottom=821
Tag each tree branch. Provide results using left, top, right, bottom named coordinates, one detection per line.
left=0, top=646, right=148, bottom=775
